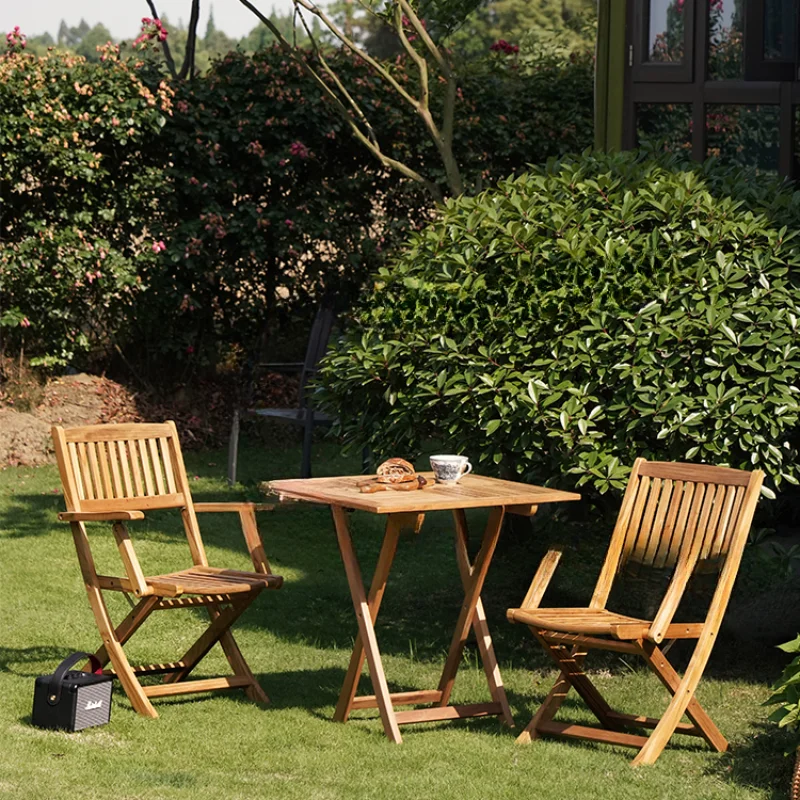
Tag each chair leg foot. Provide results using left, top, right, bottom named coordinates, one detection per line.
left=246, top=681, right=270, bottom=705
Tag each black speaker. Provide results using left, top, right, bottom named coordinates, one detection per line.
left=32, top=652, right=112, bottom=732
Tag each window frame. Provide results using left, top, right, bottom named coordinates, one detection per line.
left=633, top=0, right=696, bottom=82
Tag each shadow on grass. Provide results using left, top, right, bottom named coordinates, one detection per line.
left=0, top=645, right=76, bottom=677
left=705, top=723, right=795, bottom=799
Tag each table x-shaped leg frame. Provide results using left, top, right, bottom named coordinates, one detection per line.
left=331, top=504, right=513, bottom=743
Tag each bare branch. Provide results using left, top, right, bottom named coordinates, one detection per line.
left=296, top=9, right=379, bottom=145
left=393, top=3, right=429, bottom=113
left=236, top=0, right=438, bottom=196
left=397, top=0, right=452, bottom=78
left=178, top=0, right=201, bottom=81
left=292, top=0, right=419, bottom=108
left=145, top=0, right=178, bottom=79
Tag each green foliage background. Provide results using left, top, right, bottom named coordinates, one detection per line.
left=318, top=151, right=800, bottom=496
left=0, top=39, right=593, bottom=374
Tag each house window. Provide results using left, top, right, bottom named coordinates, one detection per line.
left=625, top=0, right=799, bottom=177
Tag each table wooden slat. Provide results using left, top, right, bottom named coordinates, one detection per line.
left=268, top=473, right=580, bottom=514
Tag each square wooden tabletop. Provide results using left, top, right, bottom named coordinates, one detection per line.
left=267, top=473, right=580, bottom=514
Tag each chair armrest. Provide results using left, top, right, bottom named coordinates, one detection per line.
left=256, top=362, right=304, bottom=372
left=194, top=502, right=275, bottom=575
left=519, top=545, right=564, bottom=611
left=58, top=511, right=145, bottom=522
left=193, top=502, right=275, bottom=513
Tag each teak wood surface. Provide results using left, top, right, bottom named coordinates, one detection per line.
left=52, top=421, right=282, bottom=718
left=269, top=473, right=579, bottom=743
left=507, top=458, right=763, bottom=766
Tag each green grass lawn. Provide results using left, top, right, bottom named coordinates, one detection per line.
left=0, top=438, right=794, bottom=799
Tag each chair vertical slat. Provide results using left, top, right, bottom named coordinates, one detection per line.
left=96, top=442, right=114, bottom=500
left=128, top=440, right=145, bottom=496
left=664, top=482, right=696, bottom=565
left=653, top=480, right=685, bottom=568
left=717, top=485, right=746, bottom=557
left=707, top=485, right=737, bottom=560
left=643, top=480, right=673, bottom=565
left=631, top=478, right=662, bottom=565
left=107, top=441, right=123, bottom=498
left=117, top=440, right=134, bottom=496
left=160, top=437, right=177, bottom=494
left=676, top=483, right=708, bottom=560
left=699, top=484, right=727, bottom=560
left=138, top=440, right=156, bottom=496
left=67, top=442, right=86, bottom=500
left=148, top=439, right=166, bottom=495
left=619, top=476, right=651, bottom=569
left=77, top=442, right=96, bottom=500
left=591, top=458, right=646, bottom=608
left=87, top=442, right=105, bottom=499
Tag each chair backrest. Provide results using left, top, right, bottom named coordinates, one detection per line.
left=52, top=421, right=207, bottom=566
left=590, top=459, right=763, bottom=637
left=298, top=303, right=336, bottom=407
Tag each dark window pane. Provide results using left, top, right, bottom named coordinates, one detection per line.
left=646, top=0, right=686, bottom=62
left=706, top=105, right=780, bottom=173
left=637, top=103, right=693, bottom=154
left=708, top=0, right=744, bottom=80
left=763, top=0, right=795, bottom=60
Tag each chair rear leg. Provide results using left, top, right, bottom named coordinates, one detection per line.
left=211, top=595, right=270, bottom=704
left=633, top=632, right=724, bottom=766
left=517, top=667, right=573, bottom=744
left=91, top=596, right=160, bottom=669
left=534, top=633, right=622, bottom=732
left=164, top=598, right=252, bottom=685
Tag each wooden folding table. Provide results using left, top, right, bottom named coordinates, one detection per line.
left=269, top=473, right=579, bottom=742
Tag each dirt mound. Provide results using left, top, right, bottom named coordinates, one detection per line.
left=0, top=374, right=141, bottom=466
left=0, top=409, right=53, bottom=466
left=0, top=370, right=300, bottom=466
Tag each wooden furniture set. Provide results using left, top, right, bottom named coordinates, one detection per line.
left=53, top=423, right=763, bottom=766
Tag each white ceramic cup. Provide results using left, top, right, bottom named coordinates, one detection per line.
left=429, top=455, right=472, bottom=484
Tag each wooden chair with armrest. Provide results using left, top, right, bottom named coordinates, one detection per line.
left=52, top=421, right=283, bottom=718
left=507, top=459, right=763, bottom=765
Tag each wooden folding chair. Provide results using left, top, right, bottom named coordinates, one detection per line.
left=507, top=459, right=763, bottom=765
left=52, top=421, right=283, bottom=718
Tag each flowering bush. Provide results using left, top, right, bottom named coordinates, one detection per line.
left=0, top=38, right=594, bottom=375
left=0, top=43, right=172, bottom=366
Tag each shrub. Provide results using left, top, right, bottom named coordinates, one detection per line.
left=0, top=40, right=594, bottom=377
left=0, top=44, right=172, bottom=367
left=318, top=151, right=800, bottom=497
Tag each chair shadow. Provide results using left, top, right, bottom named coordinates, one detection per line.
left=704, top=722, right=795, bottom=799
left=0, top=645, right=77, bottom=677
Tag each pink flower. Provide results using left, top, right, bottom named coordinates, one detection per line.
left=490, top=39, right=519, bottom=55
left=186, top=345, right=195, bottom=354
left=19, top=317, right=30, bottom=328
left=152, top=240, right=166, bottom=253
left=285, top=219, right=294, bottom=229
left=289, top=141, right=309, bottom=159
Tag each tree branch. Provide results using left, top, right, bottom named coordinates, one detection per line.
left=178, top=0, right=201, bottom=81
left=145, top=0, right=178, bottom=79
left=236, top=0, right=441, bottom=200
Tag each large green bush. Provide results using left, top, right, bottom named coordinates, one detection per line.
left=318, top=151, right=800, bottom=496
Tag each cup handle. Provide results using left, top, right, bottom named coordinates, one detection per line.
left=461, top=461, right=473, bottom=477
